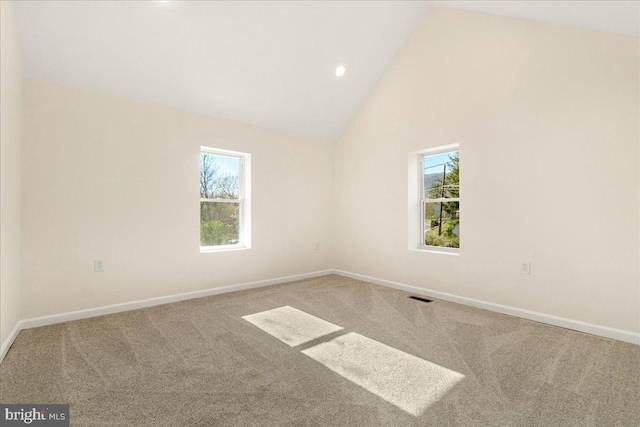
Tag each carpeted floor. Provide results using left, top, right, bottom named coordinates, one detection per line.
left=1, top=275, right=638, bottom=426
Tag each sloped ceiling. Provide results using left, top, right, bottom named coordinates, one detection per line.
left=13, top=1, right=639, bottom=142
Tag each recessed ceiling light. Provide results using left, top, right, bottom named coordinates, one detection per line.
left=335, top=65, right=346, bottom=77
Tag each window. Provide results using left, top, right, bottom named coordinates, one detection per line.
left=419, top=146, right=459, bottom=251
left=200, top=147, right=251, bottom=251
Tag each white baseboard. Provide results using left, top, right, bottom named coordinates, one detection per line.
left=1, top=321, right=23, bottom=363
left=2, top=268, right=636, bottom=364
left=332, top=270, right=640, bottom=346
left=0, top=270, right=332, bottom=363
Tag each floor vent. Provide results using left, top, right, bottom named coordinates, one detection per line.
left=408, top=296, right=433, bottom=303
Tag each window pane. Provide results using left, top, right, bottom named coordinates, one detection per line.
left=200, top=153, right=240, bottom=199
left=423, top=151, right=459, bottom=199
left=200, top=202, right=240, bottom=246
left=424, top=201, right=460, bottom=248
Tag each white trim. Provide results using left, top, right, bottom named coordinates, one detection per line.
left=332, top=270, right=640, bottom=346
left=200, top=146, right=251, bottom=250
left=422, top=198, right=460, bottom=203
left=21, top=270, right=331, bottom=329
left=0, top=270, right=332, bottom=364
left=0, top=320, right=23, bottom=363
left=415, top=246, right=460, bottom=255
left=200, top=146, right=246, bottom=158
left=200, top=244, right=248, bottom=253
left=410, top=144, right=461, bottom=252
left=4, top=269, right=636, bottom=365
left=200, top=198, right=241, bottom=204
left=419, top=143, right=460, bottom=156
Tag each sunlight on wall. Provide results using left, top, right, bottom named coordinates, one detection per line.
left=242, top=305, right=343, bottom=347
left=243, top=306, right=465, bottom=416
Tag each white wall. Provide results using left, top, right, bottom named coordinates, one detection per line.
left=11, top=7, right=640, bottom=341
left=1, top=1, right=23, bottom=350
left=21, top=77, right=333, bottom=319
left=333, top=8, right=640, bottom=334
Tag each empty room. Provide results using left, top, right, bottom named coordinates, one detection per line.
left=1, top=1, right=639, bottom=425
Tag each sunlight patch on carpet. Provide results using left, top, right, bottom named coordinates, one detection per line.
left=302, top=332, right=464, bottom=416
left=242, top=306, right=343, bottom=347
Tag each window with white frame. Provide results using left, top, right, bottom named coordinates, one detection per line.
left=200, top=147, right=251, bottom=251
left=421, top=148, right=459, bottom=250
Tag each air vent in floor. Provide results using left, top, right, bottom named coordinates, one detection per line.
left=408, top=296, right=433, bottom=303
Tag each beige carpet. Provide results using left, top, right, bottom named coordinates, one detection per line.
left=1, top=275, right=638, bottom=426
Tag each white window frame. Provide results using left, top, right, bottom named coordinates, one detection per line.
left=408, top=144, right=460, bottom=255
left=200, top=146, right=251, bottom=253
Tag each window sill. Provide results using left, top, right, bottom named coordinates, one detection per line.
left=410, top=247, right=460, bottom=256
left=200, top=245, right=250, bottom=253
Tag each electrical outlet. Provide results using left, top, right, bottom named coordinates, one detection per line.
left=94, top=259, right=105, bottom=272
left=520, top=260, right=531, bottom=275
left=315, top=242, right=320, bottom=251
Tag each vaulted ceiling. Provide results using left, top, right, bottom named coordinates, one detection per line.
left=13, top=1, right=639, bottom=142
